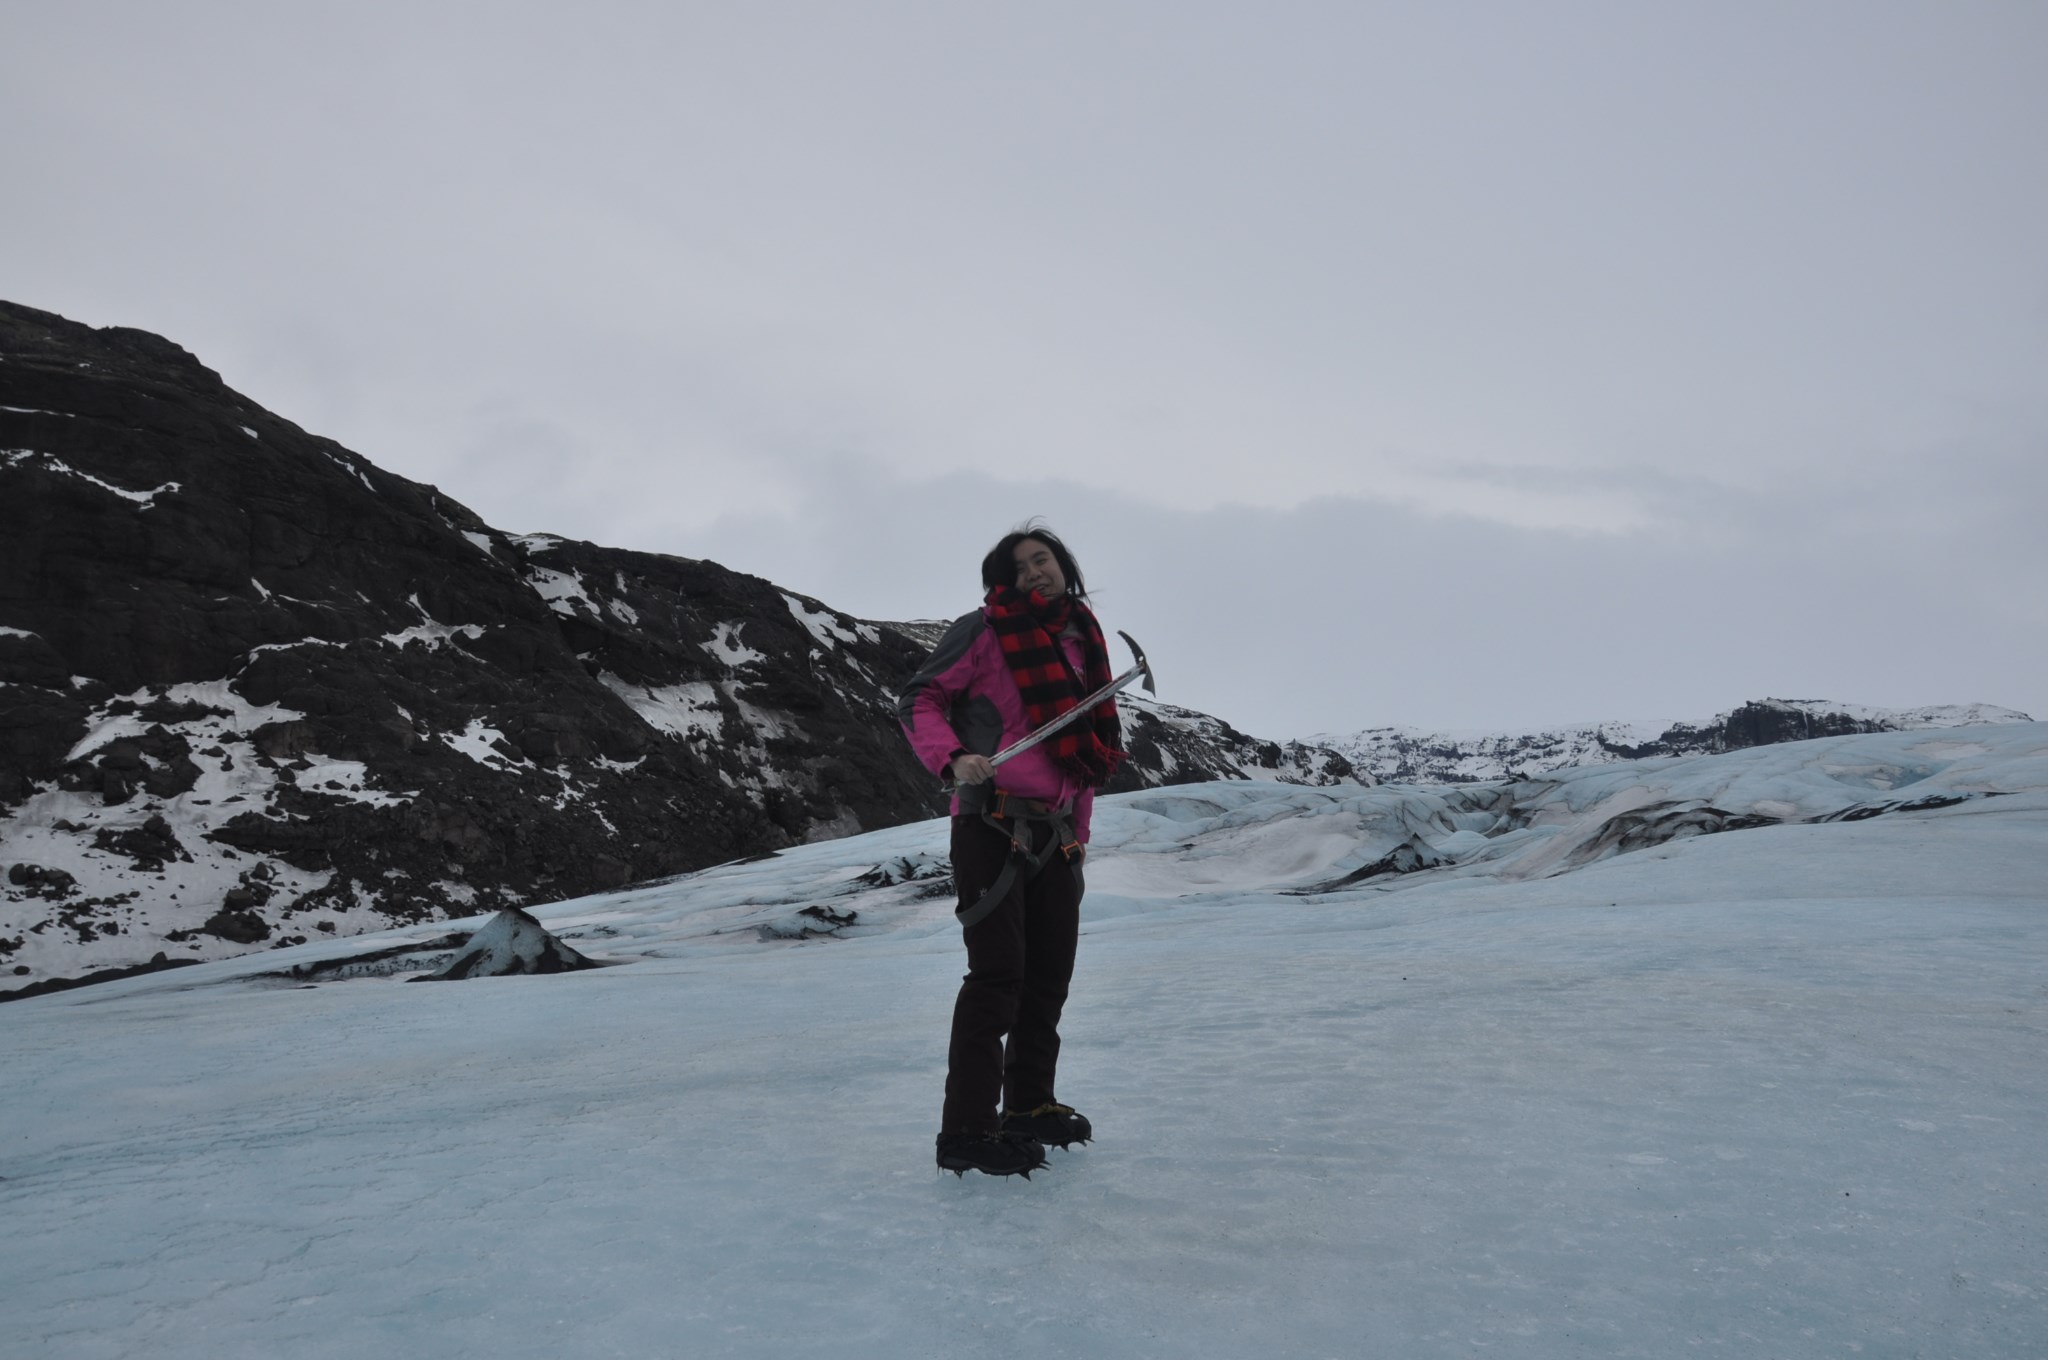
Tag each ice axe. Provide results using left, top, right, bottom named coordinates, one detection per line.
left=987, top=630, right=1155, bottom=771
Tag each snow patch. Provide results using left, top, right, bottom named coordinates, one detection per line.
left=381, top=622, right=485, bottom=650
left=443, top=719, right=532, bottom=770
left=605, top=571, right=640, bottom=627
left=383, top=603, right=485, bottom=651
left=435, top=880, right=480, bottom=907
left=317, top=448, right=376, bottom=492
left=65, top=681, right=305, bottom=763
left=596, top=673, right=794, bottom=787
left=0, top=680, right=350, bottom=981
left=702, top=621, right=764, bottom=668
left=526, top=565, right=597, bottom=618
left=599, top=674, right=723, bottom=739
left=784, top=593, right=869, bottom=647
left=3, top=449, right=180, bottom=507
left=296, top=755, right=414, bottom=808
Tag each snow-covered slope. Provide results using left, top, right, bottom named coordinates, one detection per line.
left=5, top=723, right=2044, bottom=1358
left=1315, top=697, right=2032, bottom=784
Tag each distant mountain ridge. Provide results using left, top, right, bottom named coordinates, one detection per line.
left=1313, top=698, right=2033, bottom=785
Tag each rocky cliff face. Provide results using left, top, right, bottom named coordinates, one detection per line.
left=0, top=300, right=958, bottom=990
left=0, top=302, right=1354, bottom=993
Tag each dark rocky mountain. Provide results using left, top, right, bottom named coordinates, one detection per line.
left=0, top=301, right=1353, bottom=994
left=1315, top=699, right=2032, bottom=785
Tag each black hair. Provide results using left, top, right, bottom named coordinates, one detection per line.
left=981, top=520, right=1088, bottom=601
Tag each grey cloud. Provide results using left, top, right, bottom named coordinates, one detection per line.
left=682, top=445, right=2046, bottom=738
left=5, top=3, right=2044, bottom=734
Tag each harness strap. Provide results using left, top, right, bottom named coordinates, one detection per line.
left=956, top=793, right=1081, bottom=930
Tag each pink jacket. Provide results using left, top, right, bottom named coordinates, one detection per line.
left=896, top=607, right=1098, bottom=841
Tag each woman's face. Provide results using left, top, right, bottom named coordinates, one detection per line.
left=1013, top=538, right=1067, bottom=600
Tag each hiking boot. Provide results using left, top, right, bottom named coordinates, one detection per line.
left=1002, top=1102, right=1093, bottom=1148
left=936, top=1130, right=1048, bottom=1178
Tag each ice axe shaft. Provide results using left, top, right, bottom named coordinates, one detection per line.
left=987, top=630, right=1154, bottom=771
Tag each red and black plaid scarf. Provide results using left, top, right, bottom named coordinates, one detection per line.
left=984, top=585, right=1124, bottom=786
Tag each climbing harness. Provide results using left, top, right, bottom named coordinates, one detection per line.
left=956, top=791, right=1081, bottom=930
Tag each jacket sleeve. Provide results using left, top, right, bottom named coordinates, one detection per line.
left=1073, top=787, right=1095, bottom=845
left=896, top=612, right=986, bottom=779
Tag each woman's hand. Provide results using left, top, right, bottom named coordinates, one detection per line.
left=949, top=754, right=995, bottom=785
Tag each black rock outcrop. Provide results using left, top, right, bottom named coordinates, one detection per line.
left=0, top=301, right=939, bottom=986
left=421, top=908, right=598, bottom=980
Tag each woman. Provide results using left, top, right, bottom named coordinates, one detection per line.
left=897, top=523, right=1125, bottom=1177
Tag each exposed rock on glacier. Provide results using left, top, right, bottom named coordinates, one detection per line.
left=422, top=909, right=599, bottom=980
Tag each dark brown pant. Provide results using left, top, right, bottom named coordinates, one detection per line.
left=942, top=813, right=1083, bottom=1135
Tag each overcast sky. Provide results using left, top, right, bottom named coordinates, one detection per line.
left=6, top=3, right=2044, bottom=737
